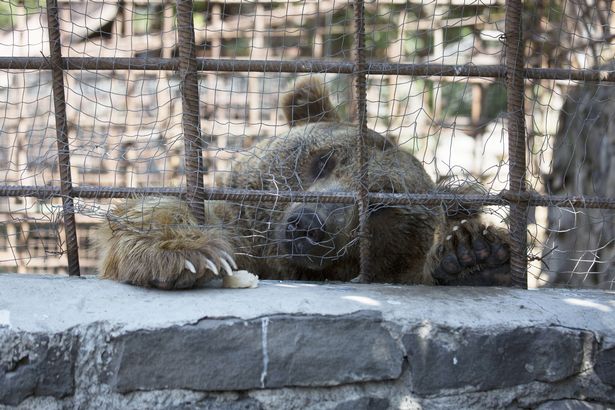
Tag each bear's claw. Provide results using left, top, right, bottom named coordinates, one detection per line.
left=144, top=243, right=237, bottom=290
left=184, top=260, right=197, bottom=274
left=204, top=258, right=219, bottom=276
left=220, top=256, right=234, bottom=277
left=221, top=250, right=238, bottom=270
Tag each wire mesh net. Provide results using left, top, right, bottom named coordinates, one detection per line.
left=0, top=0, right=613, bottom=289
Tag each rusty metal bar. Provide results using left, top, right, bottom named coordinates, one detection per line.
left=45, top=0, right=80, bottom=276
left=2, top=185, right=615, bottom=210
left=175, top=0, right=205, bottom=225
left=353, top=0, right=372, bottom=283
left=505, top=0, right=528, bottom=288
left=5, top=56, right=615, bottom=82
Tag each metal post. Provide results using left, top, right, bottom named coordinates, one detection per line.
left=353, top=0, right=371, bottom=282
left=505, top=0, right=528, bottom=288
left=176, top=0, right=206, bottom=224
left=46, top=0, right=80, bottom=276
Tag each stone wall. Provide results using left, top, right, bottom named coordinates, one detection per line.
left=0, top=274, right=614, bottom=409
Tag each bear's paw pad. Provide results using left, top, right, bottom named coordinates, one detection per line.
left=432, top=220, right=511, bottom=286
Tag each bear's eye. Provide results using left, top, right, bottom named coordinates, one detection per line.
left=309, top=152, right=336, bottom=180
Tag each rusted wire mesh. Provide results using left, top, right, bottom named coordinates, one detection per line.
left=0, top=0, right=614, bottom=288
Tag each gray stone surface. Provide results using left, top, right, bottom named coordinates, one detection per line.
left=594, top=346, right=615, bottom=387
left=1, top=274, right=614, bottom=337
left=536, top=399, right=614, bottom=410
left=264, top=311, right=403, bottom=388
left=0, top=331, right=78, bottom=406
left=110, top=319, right=264, bottom=392
left=109, top=311, right=401, bottom=393
left=167, top=398, right=264, bottom=410
left=332, top=397, right=390, bottom=410
left=403, top=326, right=589, bottom=394
left=1, top=274, right=615, bottom=409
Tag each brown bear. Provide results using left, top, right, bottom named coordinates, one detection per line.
left=96, top=78, right=511, bottom=289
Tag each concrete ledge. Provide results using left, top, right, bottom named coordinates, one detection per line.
left=1, top=274, right=614, bottom=409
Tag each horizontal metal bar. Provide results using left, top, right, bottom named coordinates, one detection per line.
left=1, top=185, right=615, bottom=209
left=2, top=57, right=615, bottom=82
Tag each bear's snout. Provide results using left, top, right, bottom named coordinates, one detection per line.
left=279, top=204, right=351, bottom=270
left=285, top=208, right=327, bottom=245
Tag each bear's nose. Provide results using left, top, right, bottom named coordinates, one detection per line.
left=286, top=208, right=326, bottom=244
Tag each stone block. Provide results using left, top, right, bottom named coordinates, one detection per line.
left=403, top=325, right=587, bottom=395
left=168, top=398, right=263, bottom=410
left=332, top=397, right=390, bottom=410
left=536, top=399, right=613, bottom=410
left=110, top=318, right=264, bottom=393
left=594, top=346, right=615, bottom=387
left=0, top=330, right=78, bottom=406
left=264, top=311, right=403, bottom=388
left=110, top=311, right=403, bottom=393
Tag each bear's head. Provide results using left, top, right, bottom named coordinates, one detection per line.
left=228, top=78, right=437, bottom=281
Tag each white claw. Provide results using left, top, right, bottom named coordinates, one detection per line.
left=221, top=250, right=238, bottom=270
left=483, top=229, right=489, bottom=235
left=220, top=258, right=234, bottom=277
left=205, top=258, right=219, bottom=276
left=184, top=260, right=197, bottom=274
left=446, top=235, right=453, bottom=241
left=452, top=225, right=459, bottom=231
left=461, top=219, right=468, bottom=224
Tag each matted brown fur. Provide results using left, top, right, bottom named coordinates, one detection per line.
left=97, top=77, right=510, bottom=289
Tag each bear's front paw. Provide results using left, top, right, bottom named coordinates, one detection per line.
left=100, top=226, right=239, bottom=290
left=429, top=220, right=511, bottom=286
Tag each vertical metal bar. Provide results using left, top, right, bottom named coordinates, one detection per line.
left=505, top=0, right=528, bottom=288
left=46, top=0, right=80, bottom=276
left=352, top=0, right=372, bottom=282
left=176, top=0, right=205, bottom=224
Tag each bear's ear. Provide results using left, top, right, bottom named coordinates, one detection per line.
left=282, top=77, right=341, bottom=127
